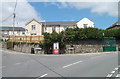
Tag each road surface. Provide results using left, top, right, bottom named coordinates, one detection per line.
left=1, top=49, right=120, bottom=78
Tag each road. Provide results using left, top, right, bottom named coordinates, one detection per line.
left=1, top=49, right=120, bottom=78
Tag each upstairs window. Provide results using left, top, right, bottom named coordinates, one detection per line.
left=83, top=24, right=88, bottom=28
left=4, top=31, right=8, bottom=35
left=31, top=33, right=37, bottom=35
left=22, top=32, right=25, bottom=35
left=32, top=25, right=36, bottom=30
left=52, top=26, right=56, bottom=31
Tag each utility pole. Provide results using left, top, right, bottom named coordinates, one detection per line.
left=12, top=0, right=17, bottom=50
left=12, top=13, right=16, bottom=50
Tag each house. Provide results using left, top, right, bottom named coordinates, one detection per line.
left=0, top=26, right=26, bottom=40
left=25, top=18, right=94, bottom=35
left=106, top=21, right=120, bottom=29
left=0, top=18, right=94, bottom=42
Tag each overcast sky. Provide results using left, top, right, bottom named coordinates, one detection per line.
left=1, top=0, right=119, bottom=29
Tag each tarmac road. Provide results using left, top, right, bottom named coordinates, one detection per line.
left=1, top=49, right=120, bottom=78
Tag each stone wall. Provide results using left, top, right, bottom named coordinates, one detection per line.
left=13, top=44, right=44, bottom=54
left=65, top=40, right=120, bottom=54
left=65, top=45, right=103, bottom=54
left=117, top=40, right=120, bottom=51
left=0, top=42, right=6, bottom=48
left=1, top=39, right=120, bottom=54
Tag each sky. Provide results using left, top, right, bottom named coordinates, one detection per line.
left=1, top=0, right=119, bottom=29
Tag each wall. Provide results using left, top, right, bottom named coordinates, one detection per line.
left=9, top=31, right=25, bottom=36
left=65, top=45, right=103, bottom=54
left=45, top=25, right=64, bottom=33
left=65, top=40, right=103, bottom=54
left=1, top=30, right=25, bottom=36
left=0, top=42, right=6, bottom=48
left=77, top=18, right=94, bottom=28
left=44, top=25, right=76, bottom=34
left=13, top=44, right=44, bottom=54
left=1, top=39, right=120, bottom=54
left=65, top=40, right=120, bottom=54
left=117, top=40, right=120, bottom=51
left=45, top=26, right=53, bottom=33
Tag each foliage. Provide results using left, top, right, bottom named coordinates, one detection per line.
left=0, top=38, right=3, bottom=41
left=6, top=28, right=120, bottom=53
left=6, top=41, right=13, bottom=49
left=103, top=28, right=120, bottom=39
left=63, top=27, right=103, bottom=42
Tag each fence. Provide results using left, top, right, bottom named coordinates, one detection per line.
left=9, top=35, right=44, bottom=43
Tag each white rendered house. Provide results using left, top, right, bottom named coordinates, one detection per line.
left=25, top=18, right=95, bottom=35
left=77, top=18, right=94, bottom=28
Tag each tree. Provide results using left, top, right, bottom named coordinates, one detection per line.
left=104, top=28, right=120, bottom=39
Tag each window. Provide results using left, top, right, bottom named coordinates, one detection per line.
left=12, top=32, right=14, bottom=35
left=32, top=25, right=36, bottom=30
left=64, top=26, right=67, bottom=30
left=22, top=32, right=25, bottom=35
left=17, top=31, right=19, bottom=34
left=83, top=24, right=88, bottom=28
left=4, top=31, right=8, bottom=35
left=52, top=26, right=56, bottom=31
left=31, top=33, right=37, bottom=35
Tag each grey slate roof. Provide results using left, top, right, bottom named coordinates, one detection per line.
left=41, top=21, right=78, bottom=26
left=107, top=21, right=120, bottom=29
left=0, top=27, right=25, bottom=31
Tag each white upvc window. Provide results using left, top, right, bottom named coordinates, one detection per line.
left=83, top=24, right=88, bottom=28
left=22, top=32, right=25, bottom=35
left=52, top=26, right=56, bottom=31
left=32, top=25, right=36, bottom=30
left=31, top=33, right=37, bottom=35
left=4, top=31, right=8, bottom=34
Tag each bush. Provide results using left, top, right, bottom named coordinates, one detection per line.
left=6, top=41, right=13, bottom=49
left=104, top=28, right=120, bottom=39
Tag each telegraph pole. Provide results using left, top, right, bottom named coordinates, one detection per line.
left=12, top=0, right=17, bottom=50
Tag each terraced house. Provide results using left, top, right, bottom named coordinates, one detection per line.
left=0, top=27, right=26, bottom=41
left=25, top=18, right=95, bottom=36
left=0, top=18, right=94, bottom=42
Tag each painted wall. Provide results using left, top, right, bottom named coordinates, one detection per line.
left=26, top=20, right=42, bottom=35
left=25, top=18, right=95, bottom=35
left=77, top=18, right=94, bottom=28
left=1, top=30, right=25, bottom=36
left=44, top=25, right=65, bottom=33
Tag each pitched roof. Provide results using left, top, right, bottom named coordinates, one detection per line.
left=41, top=21, right=78, bottom=26
left=0, top=27, right=26, bottom=31
left=106, top=21, right=120, bottom=29
left=25, top=19, right=41, bottom=26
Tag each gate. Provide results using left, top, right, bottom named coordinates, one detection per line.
left=103, top=37, right=116, bottom=51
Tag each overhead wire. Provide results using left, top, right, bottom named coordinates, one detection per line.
left=27, top=55, right=66, bottom=79
left=2, top=14, right=13, bottom=23
left=2, top=0, right=66, bottom=78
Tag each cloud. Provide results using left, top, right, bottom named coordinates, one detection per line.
left=1, top=0, right=42, bottom=27
left=47, top=1, right=118, bottom=17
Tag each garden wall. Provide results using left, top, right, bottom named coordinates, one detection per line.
left=0, top=39, right=120, bottom=54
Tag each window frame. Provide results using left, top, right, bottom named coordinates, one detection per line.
left=32, top=25, right=36, bottom=30
left=83, top=24, right=88, bottom=28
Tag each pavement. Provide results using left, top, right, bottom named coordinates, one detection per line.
left=1, top=49, right=120, bottom=78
